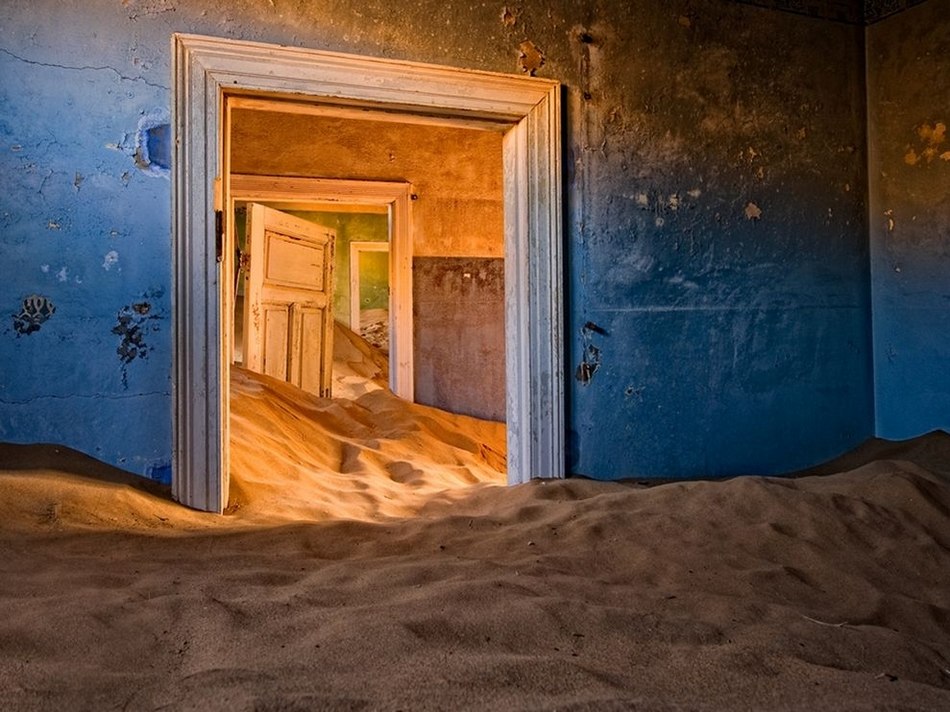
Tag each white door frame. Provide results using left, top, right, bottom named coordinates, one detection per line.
left=229, top=174, right=413, bottom=402
left=348, top=240, right=390, bottom=336
left=172, top=33, right=564, bottom=513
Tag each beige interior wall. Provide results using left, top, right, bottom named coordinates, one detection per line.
left=229, top=109, right=504, bottom=258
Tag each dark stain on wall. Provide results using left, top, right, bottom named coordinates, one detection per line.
left=12, top=294, right=55, bottom=336
left=113, top=301, right=159, bottom=387
left=576, top=321, right=607, bottom=386
left=413, top=257, right=506, bottom=422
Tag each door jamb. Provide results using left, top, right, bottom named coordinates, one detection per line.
left=172, top=33, right=564, bottom=513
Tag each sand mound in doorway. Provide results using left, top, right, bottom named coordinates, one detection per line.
left=1, top=419, right=949, bottom=709
left=228, top=364, right=507, bottom=522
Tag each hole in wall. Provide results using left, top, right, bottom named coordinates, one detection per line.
left=132, top=108, right=171, bottom=178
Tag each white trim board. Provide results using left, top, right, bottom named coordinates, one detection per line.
left=172, top=33, right=564, bottom=513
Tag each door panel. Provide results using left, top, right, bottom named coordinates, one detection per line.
left=265, top=232, right=326, bottom=291
left=290, top=304, right=330, bottom=396
left=261, top=304, right=290, bottom=381
left=243, top=203, right=335, bottom=396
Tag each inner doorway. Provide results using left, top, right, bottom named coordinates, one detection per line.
left=172, top=34, right=564, bottom=513
left=227, top=173, right=415, bottom=402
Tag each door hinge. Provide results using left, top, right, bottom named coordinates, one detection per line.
left=215, top=210, right=224, bottom=263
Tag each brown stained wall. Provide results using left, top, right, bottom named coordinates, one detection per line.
left=414, top=257, right=506, bottom=422
left=229, top=109, right=506, bottom=419
left=229, top=110, right=504, bottom=258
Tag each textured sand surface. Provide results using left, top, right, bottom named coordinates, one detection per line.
left=1, top=362, right=948, bottom=710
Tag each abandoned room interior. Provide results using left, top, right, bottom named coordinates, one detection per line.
left=2, top=0, right=947, bottom=504
left=0, top=1, right=949, bottom=709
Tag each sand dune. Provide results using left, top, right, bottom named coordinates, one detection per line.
left=1, top=365, right=948, bottom=710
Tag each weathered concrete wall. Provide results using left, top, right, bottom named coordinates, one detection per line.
left=565, top=2, right=873, bottom=477
left=867, top=1, right=950, bottom=438
left=1, top=0, right=880, bottom=481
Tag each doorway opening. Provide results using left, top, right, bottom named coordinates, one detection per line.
left=172, top=34, right=564, bottom=513
left=227, top=173, right=415, bottom=402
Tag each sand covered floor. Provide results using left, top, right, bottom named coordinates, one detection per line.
left=1, top=368, right=949, bottom=710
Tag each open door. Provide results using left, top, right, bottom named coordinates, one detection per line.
left=243, top=203, right=335, bottom=396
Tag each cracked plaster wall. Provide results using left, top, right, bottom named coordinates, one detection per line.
left=0, top=0, right=938, bottom=483
left=867, top=1, right=950, bottom=438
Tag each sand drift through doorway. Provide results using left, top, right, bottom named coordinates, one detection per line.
left=172, top=34, right=564, bottom=513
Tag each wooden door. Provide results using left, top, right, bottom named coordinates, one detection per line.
left=243, top=203, right=335, bottom=396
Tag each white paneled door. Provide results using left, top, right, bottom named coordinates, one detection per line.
left=243, top=203, right=335, bottom=397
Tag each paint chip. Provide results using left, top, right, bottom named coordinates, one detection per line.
left=103, top=251, right=120, bottom=271
left=678, top=15, right=691, bottom=28
left=501, top=6, right=516, bottom=27
left=744, top=202, right=762, bottom=221
left=518, top=40, right=545, bottom=76
left=917, top=121, right=946, bottom=147
left=56, top=267, right=68, bottom=282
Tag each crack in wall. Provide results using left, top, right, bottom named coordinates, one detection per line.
left=0, top=47, right=169, bottom=91
left=0, top=390, right=169, bottom=406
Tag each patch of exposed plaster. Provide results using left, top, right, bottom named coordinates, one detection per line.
left=501, top=6, right=517, bottom=27
left=103, top=251, right=120, bottom=271
left=904, top=121, right=947, bottom=166
left=518, top=41, right=544, bottom=76
left=12, top=295, right=55, bottom=336
left=56, top=267, right=68, bottom=282
left=745, top=202, right=762, bottom=220
left=885, top=209, right=895, bottom=232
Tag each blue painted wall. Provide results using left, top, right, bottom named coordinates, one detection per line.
left=1, top=0, right=938, bottom=484
left=867, top=2, right=950, bottom=440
